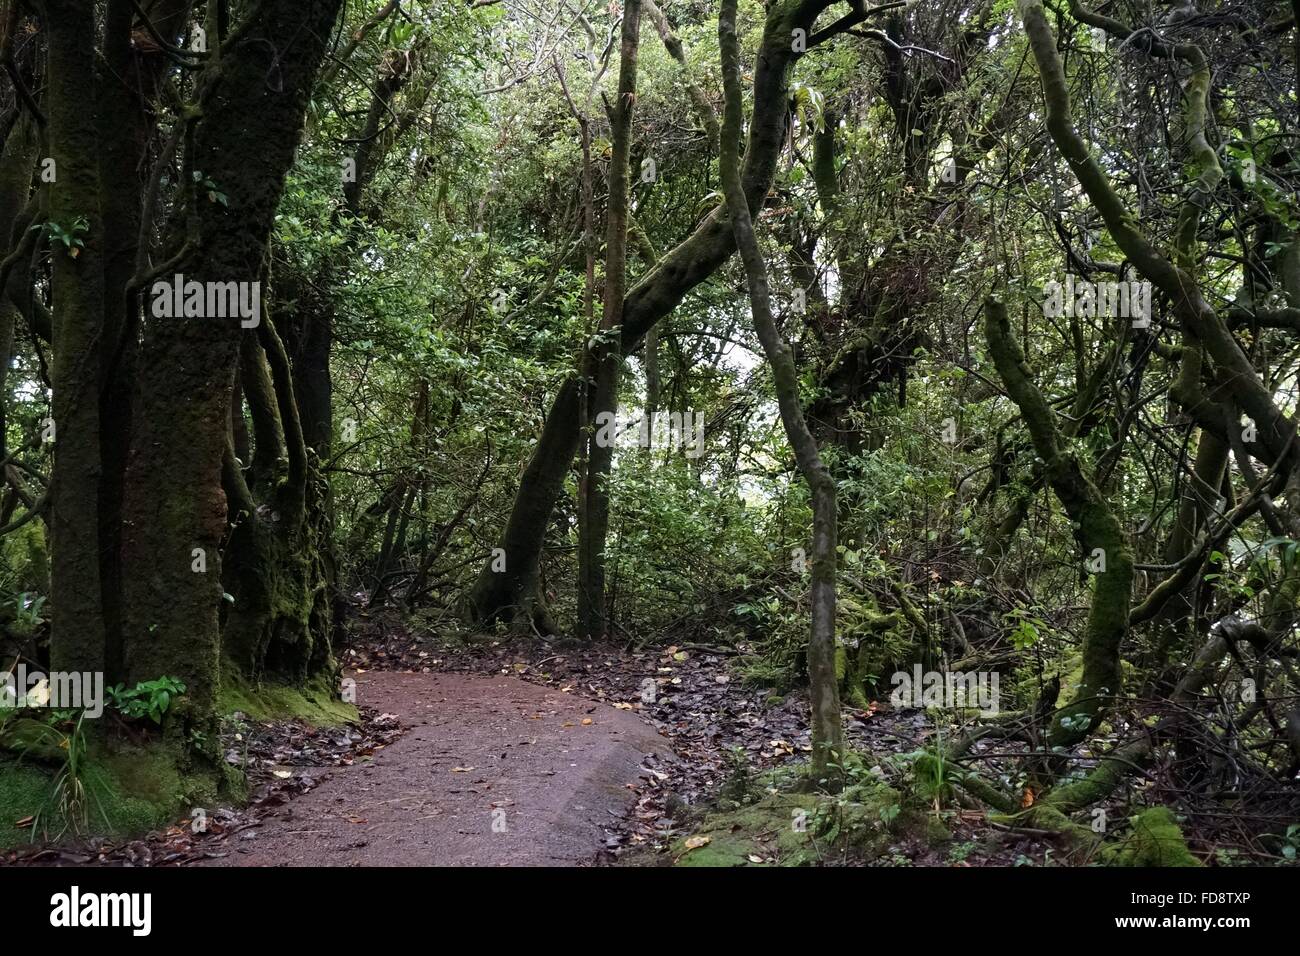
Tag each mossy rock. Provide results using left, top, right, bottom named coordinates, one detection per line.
left=668, top=781, right=903, bottom=867
left=1103, top=807, right=1200, bottom=867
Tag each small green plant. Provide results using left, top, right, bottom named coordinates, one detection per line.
left=107, top=676, right=186, bottom=725
left=31, top=216, right=89, bottom=257
left=907, top=741, right=960, bottom=815
left=1276, top=823, right=1300, bottom=862
left=192, top=170, right=229, bottom=206
left=1003, top=606, right=1046, bottom=650
left=11, top=592, right=46, bottom=633
left=948, top=840, right=978, bottom=863
left=20, top=711, right=106, bottom=840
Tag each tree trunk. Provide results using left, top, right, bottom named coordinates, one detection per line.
left=718, top=0, right=843, bottom=778
left=120, top=0, right=344, bottom=721
left=465, top=0, right=841, bottom=627
left=577, top=0, right=641, bottom=640
left=984, top=298, right=1133, bottom=746
left=44, top=0, right=107, bottom=676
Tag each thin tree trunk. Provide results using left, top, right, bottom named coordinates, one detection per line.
left=577, top=0, right=641, bottom=640
left=718, top=0, right=843, bottom=778
left=984, top=298, right=1133, bottom=746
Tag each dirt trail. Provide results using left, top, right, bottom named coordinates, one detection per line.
left=204, top=671, right=665, bottom=866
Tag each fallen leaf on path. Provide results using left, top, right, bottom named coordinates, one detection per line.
left=683, top=835, right=711, bottom=850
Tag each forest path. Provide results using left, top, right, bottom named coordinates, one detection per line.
left=203, top=671, right=665, bottom=866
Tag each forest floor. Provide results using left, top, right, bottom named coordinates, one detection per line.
left=6, top=613, right=1058, bottom=866
left=337, top=613, right=1056, bottom=866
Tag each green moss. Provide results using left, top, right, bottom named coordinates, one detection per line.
left=0, top=736, right=236, bottom=850
left=667, top=781, right=903, bottom=867
left=217, top=670, right=357, bottom=726
left=0, top=763, right=53, bottom=848
left=833, top=644, right=848, bottom=682
left=922, top=814, right=952, bottom=845
left=0, top=664, right=349, bottom=851
left=1103, top=807, right=1200, bottom=867
left=0, top=519, right=49, bottom=594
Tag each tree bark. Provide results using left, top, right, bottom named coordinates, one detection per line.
left=44, top=0, right=107, bottom=676
left=984, top=298, right=1133, bottom=746
left=718, top=0, right=843, bottom=778
left=577, top=0, right=641, bottom=640
left=120, top=0, right=344, bottom=720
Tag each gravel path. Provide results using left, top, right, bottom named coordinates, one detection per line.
left=204, top=671, right=665, bottom=866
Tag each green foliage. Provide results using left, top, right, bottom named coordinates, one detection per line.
left=30, top=216, right=88, bottom=256
left=106, top=677, right=186, bottom=725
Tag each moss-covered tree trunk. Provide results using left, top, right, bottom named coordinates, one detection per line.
left=577, top=0, right=641, bottom=640
left=465, top=0, right=850, bottom=627
left=221, top=318, right=332, bottom=682
left=44, top=0, right=107, bottom=676
left=984, top=298, right=1133, bottom=746
left=719, top=0, right=843, bottom=777
left=120, top=0, right=343, bottom=721
left=96, top=0, right=195, bottom=684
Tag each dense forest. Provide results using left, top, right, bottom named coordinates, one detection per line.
left=0, top=0, right=1298, bottom=876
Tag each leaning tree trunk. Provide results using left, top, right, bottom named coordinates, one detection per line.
left=577, top=0, right=641, bottom=640
left=718, top=0, right=843, bottom=778
left=984, top=298, right=1133, bottom=746
left=464, top=0, right=850, bottom=627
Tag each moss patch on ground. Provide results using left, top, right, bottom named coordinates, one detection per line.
left=0, top=736, right=236, bottom=850
left=217, top=670, right=357, bottom=726
left=0, top=763, right=54, bottom=849
left=660, top=781, right=906, bottom=867
left=1, top=665, right=349, bottom=851
left=1102, top=806, right=1200, bottom=867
